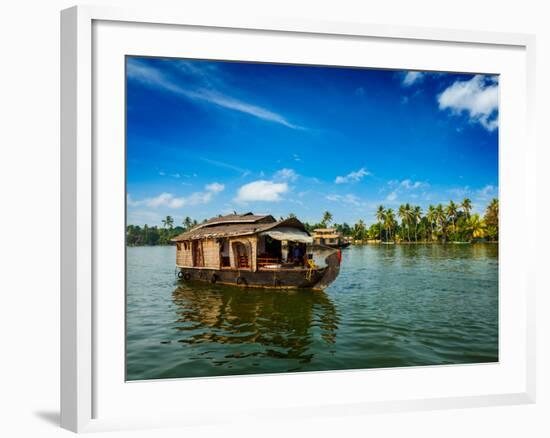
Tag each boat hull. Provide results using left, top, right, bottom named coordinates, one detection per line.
left=177, top=252, right=341, bottom=290
left=176, top=267, right=327, bottom=290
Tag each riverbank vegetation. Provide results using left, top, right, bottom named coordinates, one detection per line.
left=126, top=216, right=197, bottom=246
left=126, top=198, right=498, bottom=246
left=322, top=198, right=498, bottom=243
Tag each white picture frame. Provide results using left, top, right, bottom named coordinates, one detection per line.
left=60, top=4, right=536, bottom=433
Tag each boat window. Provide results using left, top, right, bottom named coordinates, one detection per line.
left=220, top=238, right=230, bottom=267
left=257, top=235, right=282, bottom=268
left=232, top=242, right=250, bottom=268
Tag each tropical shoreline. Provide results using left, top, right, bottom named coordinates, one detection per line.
left=126, top=198, right=499, bottom=247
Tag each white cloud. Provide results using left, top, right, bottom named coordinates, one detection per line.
left=449, top=186, right=471, bottom=198
left=234, top=180, right=288, bottom=203
left=402, top=71, right=425, bottom=87
left=128, top=183, right=224, bottom=209
left=399, top=179, right=426, bottom=190
left=274, top=168, right=298, bottom=182
left=438, top=75, right=499, bottom=131
left=205, top=182, right=225, bottom=193
left=388, top=179, right=427, bottom=190
left=326, top=194, right=361, bottom=206
left=335, top=167, right=371, bottom=184
left=386, top=191, right=398, bottom=202
left=127, top=59, right=303, bottom=130
left=476, top=184, right=497, bottom=200
left=382, top=179, right=427, bottom=203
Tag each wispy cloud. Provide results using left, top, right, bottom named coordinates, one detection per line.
left=383, top=179, right=428, bottom=203
left=274, top=168, right=298, bottom=182
left=234, top=180, right=288, bottom=203
left=335, top=167, right=371, bottom=184
left=326, top=194, right=361, bottom=206
left=475, top=184, right=498, bottom=200
left=199, top=157, right=250, bottom=176
left=127, top=58, right=303, bottom=130
left=398, top=179, right=427, bottom=190
left=448, top=186, right=471, bottom=198
left=128, top=183, right=224, bottom=209
left=401, top=71, right=426, bottom=87
left=385, top=191, right=398, bottom=202
left=438, top=75, right=499, bottom=131
left=388, top=179, right=427, bottom=190
left=159, top=171, right=182, bottom=179
left=205, top=182, right=225, bottom=193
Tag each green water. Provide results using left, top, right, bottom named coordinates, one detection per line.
left=126, top=244, right=498, bottom=380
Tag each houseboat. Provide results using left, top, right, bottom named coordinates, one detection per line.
left=311, top=228, right=351, bottom=248
left=171, top=213, right=340, bottom=290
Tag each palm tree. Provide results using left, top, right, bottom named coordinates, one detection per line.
left=413, top=205, right=422, bottom=242
left=461, top=198, right=472, bottom=218
left=427, top=205, right=436, bottom=241
left=353, top=219, right=366, bottom=241
left=322, top=211, right=333, bottom=227
left=398, top=204, right=409, bottom=241
left=183, top=216, right=193, bottom=230
left=435, top=204, right=446, bottom=242
left=162, top=215, right=174, bottom=229
left=143, top=224, right=149, bottom=244
left=376, top=205, right=385, bottom=242
left=467, top=214, right=486, bottom=241
left=446, top=201, right=458, bottom=241
left=385, top=208, right=396, bottom=242
left=485, top=198, right=499, bottom=226
left=484, top=198, right=499, bottom=241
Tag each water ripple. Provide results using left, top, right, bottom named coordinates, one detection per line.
left=126, top=244, right=498, bottom=380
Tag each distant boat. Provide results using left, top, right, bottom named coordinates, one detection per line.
left=311, top=228, right=351, bottom=248
left=171, top=213, right=341, bottom=290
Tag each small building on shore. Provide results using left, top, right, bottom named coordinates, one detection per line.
left=311, top=228, right=350, bottom=248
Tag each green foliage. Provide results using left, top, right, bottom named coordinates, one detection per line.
left=321, top=211, right=333, bottom=227
left=126, top=199, right=499, bottom=246
left=126, top=224, right=184, bottom=246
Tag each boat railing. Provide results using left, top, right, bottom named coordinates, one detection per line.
left=257, top=256, right=280, bottom=267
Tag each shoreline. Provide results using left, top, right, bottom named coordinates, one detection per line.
left=126, top=241, right=499, bottom=248
left=355, top=240, right=498, bottom=245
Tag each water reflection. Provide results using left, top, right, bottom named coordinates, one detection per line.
left=171, top=284, right=339, bottom=365
left=126, top=244, right=498, bottom=380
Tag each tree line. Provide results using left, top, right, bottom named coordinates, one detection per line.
left=298, top=198, right=498, bottom=243
left=126, top=216, right=199, bottom=246
left=126, top=198, right=498, bottom=246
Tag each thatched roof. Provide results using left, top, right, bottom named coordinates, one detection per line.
left=171, top=214, right=307, bottom=241
left=194, top=212, right=275, bottom=230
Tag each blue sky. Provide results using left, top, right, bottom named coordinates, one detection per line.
left=126, top=56, right=499, bottom=227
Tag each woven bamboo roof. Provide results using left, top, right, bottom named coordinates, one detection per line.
left=171, top=214, right=307, bottom=241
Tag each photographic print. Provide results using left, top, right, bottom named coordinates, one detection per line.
left=125, top=56, right=499, bottom=381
